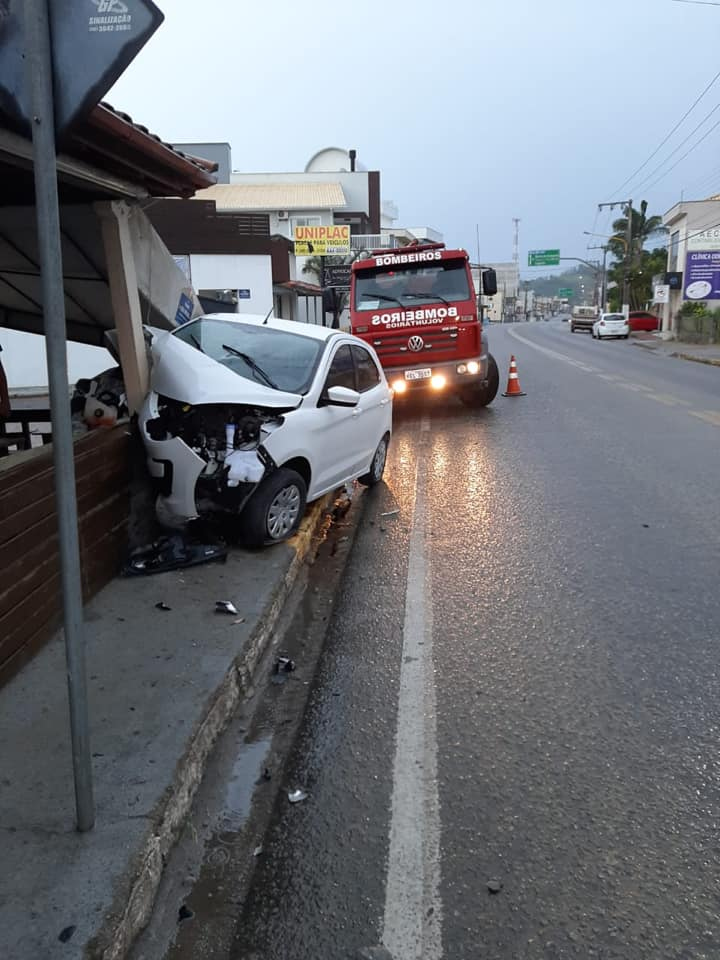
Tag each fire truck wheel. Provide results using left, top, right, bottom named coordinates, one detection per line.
left=358, top=435, right=389, bottom=486
left=460, top=355, right=499, bottom=408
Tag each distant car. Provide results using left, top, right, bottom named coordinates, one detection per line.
left=592, top=313, right=630, bottom=340
left=140, top=314, right=392, bottom=546
left=628, top=311, right=660, bottom=332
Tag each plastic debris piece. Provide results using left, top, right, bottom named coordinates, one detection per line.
left=262, top=768, right=272, bottom=781
left=177, top=904, right=194, bottom=923
left=288, top=788, right=307, bottom=804
left=344, top=481, right=355, bottom=499
left=381, top=509, right=400, bottom=518
left=58, top=926, right=76, bottom=944
left=232, top=617, right=246, bottom=625
left=487, top=878, right=503, bottom=894
left=253, top=845, right=263, bottom=857
left=275, top=657, right=296, bottom=674
left=155, top=602, right=171, bottom=611
left=215, top=600, right=238, bottom=615
left=124, top=535, right=227, bottom=576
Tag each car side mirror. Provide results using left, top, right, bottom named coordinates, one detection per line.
left=482, top=269, right=498, bottom=297
left=323, top=385, right=360, bottom=407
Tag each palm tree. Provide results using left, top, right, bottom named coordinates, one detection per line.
left=607, top=201, right=666, bottom=309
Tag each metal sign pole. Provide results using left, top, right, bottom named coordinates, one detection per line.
left=25, top=0, right=95, bottom=831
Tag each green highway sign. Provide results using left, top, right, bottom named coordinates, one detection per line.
left=528, top=249, right=560, bottom=267
left=558, top=287, right=574, bottom=297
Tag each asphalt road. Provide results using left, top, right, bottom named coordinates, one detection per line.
left=233, top=322, right=720, bottom=960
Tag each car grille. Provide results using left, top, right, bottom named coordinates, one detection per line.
left=371, top=326, right=464, bottom=360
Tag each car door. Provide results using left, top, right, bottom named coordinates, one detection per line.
left=309, top=343, right=363, bottom=493
left=350, top=344, right=391, bottom=471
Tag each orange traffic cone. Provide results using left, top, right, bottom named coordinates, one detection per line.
left=502, top=355, right=526, bottom=397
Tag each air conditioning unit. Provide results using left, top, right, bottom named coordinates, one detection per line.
left=277, top=210, right=289, bottom=220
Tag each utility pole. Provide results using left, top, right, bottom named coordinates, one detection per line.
left=587, top=244, right=609, bottom=310
left=598, top=198, right=632, bottom=315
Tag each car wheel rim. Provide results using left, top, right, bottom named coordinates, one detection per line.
left=267, top=484, right=301, bottom=539
left=373, top=440, right=387, bottom=479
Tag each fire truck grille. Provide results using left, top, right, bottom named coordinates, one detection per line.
left=371, top=326, right=460, bottom=358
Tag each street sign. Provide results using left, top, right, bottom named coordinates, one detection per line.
left=0, top=0, right=164, bottom=140
left=322, top=263, right=352, bottom=288
left=528, top=249, right=560, bottom=267
left=294, top=225, right=350, bottom=257
left=653, top=285, right=669, bottom=304
left=558, top=287, right=574, bottom=297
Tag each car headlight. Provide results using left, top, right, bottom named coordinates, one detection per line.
left=467, top=360, right=480, bottom=375
left=430, top=374, right=446, bottom=390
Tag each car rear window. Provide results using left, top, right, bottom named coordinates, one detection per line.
left=605, top=314, right=625, bottom=321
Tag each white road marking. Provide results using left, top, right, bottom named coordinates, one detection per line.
left=597, top=373, right=622, bottom=382
left=382, top=456, right=442, bottom=960
left=506, top=326, right=598, bottom=372
left=646, top=393, right=688, bottom=407
left=617, top=382, right=652, bottom=392
left=690, top=409, right=720, bottom=427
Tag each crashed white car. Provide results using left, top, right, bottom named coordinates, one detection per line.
left=140, top=314, right=392, bottom=546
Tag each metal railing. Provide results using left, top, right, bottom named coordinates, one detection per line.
left=350, top=234, right=400, bottom=251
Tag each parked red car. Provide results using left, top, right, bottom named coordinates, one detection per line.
left=628, top=311, right=660, bottom=332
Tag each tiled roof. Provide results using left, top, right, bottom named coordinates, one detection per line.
left=195, top=182, right=347, bottom=211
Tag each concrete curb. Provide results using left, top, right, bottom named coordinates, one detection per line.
left=90, top=495, right=334, bottom=960
left=674, top=353, right=720, bottom=368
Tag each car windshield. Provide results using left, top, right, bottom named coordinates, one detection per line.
left=173, top=318, right=323, bottom=394
left=353, top=260, right=471, bottom=312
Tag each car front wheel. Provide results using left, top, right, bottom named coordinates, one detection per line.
left=358, top=435, right=389, bottom=486
left=240, top=467, right=307, bottom=547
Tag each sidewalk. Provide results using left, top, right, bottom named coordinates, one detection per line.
left=0, top=498, right=331, bottom=960
left=632, top=332, right=720, bottom=366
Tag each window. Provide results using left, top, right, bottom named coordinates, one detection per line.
left=352, top=346, right=381, bottom=392
left=324, top=345, right=355, bottom=391
left=291, top=216, right=322, bottom=230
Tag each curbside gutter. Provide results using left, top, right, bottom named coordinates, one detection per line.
left=673, top=353, right=720, bottom=368
left=89, top=495, right=335, bottom=960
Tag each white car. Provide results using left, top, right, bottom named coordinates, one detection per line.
left=140, top=314, right=392, bottom=546
left=592, top=312, right=630, bottom=340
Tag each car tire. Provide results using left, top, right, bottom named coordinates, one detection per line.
left=240, top=467, right=307, bottom=547
left=460, top=354, right=500, bottom=408
left=624, top=334, right=629, bottom=339
left=358, top=435, right=389, bottom=487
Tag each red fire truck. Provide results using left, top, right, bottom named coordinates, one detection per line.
left=348, top=242, right=499, bottom=407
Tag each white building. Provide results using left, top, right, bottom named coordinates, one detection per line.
left=662, top=198, right=720, bottom=335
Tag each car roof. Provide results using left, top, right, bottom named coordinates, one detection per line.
left=197, top=313, right=341, bottom=343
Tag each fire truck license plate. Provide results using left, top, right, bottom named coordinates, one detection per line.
left=405, top=368, right=432, bottom=381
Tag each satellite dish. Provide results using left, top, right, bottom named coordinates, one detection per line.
left=304, top=147, right=367, bottom=173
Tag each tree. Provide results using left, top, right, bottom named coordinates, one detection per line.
left=607, top=201, right=667, bottom=310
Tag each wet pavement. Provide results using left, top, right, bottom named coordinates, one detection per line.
left=149, top=321, right=720, bottom=960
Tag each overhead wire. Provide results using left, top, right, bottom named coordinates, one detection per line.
left=640, top=115, right=720, bottom=194
left=606, top=65, right=720, bottom=199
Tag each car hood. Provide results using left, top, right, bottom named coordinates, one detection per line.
left=148, top=328, right=303, bottom=409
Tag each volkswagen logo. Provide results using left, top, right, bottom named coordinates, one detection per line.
left=408, top=335, right=425, bottom=352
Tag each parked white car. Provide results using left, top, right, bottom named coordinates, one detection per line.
left=140, top=314, right=392, bottom=546
left=592, top=312, right=630, bottom=340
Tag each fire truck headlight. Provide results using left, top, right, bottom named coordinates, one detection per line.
left=392, top=379, right=407, bottom=394
left=457, top=363, right=468, bottom=374
left=430, top=374, right=446, bottom=390
left=467, top=360, right=480, bottom=375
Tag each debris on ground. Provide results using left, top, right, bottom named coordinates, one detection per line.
left=155, top=602, right=171, bottom=611
left=287, top=788, right=307, bottom=804
left=487, top=878, right=503, bottom=894
left=215, top=600, right=238, bottom=615
left=253, top=845, right=263, bottom=857
left=177, top=904, right=194, bottom=923
left=124, top=535, right=227, bottom=576
left=274, top=657, right=296, bottom=674
left=262, top=768, right=272, bottom=781
left=380, top=509, right=400, bottom=518
left=358, top=947, right=394, bottom=960
left=58, top=926, right=76, bottom=944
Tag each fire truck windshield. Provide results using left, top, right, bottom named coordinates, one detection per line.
left=353, top=260, right=471, bottom=312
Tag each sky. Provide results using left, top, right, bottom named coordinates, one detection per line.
left=102, top=0, right=720, bottom=281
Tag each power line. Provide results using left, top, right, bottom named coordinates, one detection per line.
left=641, top=115, right=720, bottom=194
left=628, top=99, right=720, bottom=195
left=607, top=66, right=720, bottom=198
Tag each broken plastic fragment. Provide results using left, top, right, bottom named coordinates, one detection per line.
left=487, top=878, right=503, bottom=894
left=253, top=845, right=263, bottom=857
left=288, top=788, right=307, bottom=804
left=344, top=481, right=355, bottom=499
left=155, top=602, right=171, bottom=611
left=215, top=601, right=238, bottom=615
left=58, top=926, right=76, bottom=943
left=381, top=509, right=400, bottom=518
left=177, top=904, right=194, bottom=923
left=274, top=657, right=296, bottom=674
